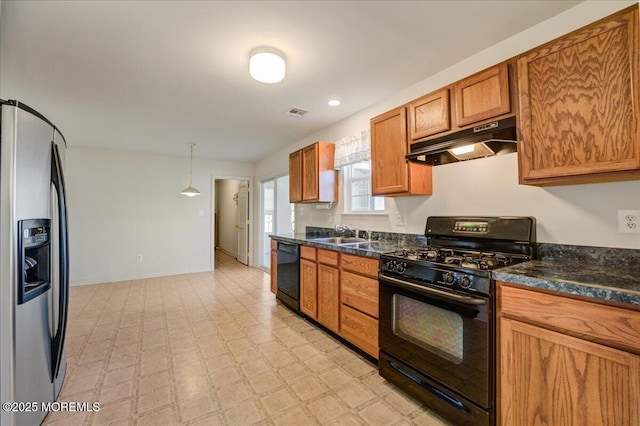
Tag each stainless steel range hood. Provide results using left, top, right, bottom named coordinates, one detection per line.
left=406, top=116, right=517, bottom=166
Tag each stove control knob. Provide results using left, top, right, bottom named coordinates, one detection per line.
left=460, top=276, right=471, bottom=288
left=443, top=272, right=455, bottom=284
left=396, top=262, right=407, bottom=273
left=386, top=261, right=396, bottom=271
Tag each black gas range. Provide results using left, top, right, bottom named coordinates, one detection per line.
left=378, top=216, right=536, bottom=426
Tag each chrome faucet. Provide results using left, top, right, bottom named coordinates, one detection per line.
left=335, top=224, right=358, bottom=237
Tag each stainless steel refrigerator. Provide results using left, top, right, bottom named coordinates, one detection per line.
left=0, top=100, right=70, bottom=425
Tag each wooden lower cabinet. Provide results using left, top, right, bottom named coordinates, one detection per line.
left=341, top=271, right=378, bottom=318
left=317, top=264, right=340, bottom=333
left=300, top=247, right=339, bottom=333
left=500, top=317, right=640, bottom=426
left=270, top=250, right=277, bottom=294
left=498, top=282, right=640, bottom=425
left=300, top=258, right=317, bottom=319
left=339, top=253, right=379, bottom=359
left=293, top=247, right=380, bottom=359
left=340, top=305, right=378, bottom=359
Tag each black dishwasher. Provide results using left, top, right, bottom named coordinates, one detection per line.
left=276, top=242, right=300, bottom=312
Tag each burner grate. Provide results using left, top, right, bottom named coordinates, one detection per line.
left=386, top=247, right=522, bottom=271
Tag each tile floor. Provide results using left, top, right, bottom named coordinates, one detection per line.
left=44, top=252, right=451, bottom=425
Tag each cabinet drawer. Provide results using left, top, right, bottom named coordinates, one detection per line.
left=300, top=245, right=317, bottom=261
left=341, top=254, right=378, bottom=279
left=340, top=305, right=378, bottom=359
left=270, top=239, right=278, bottom=250
left=318, top=248, right=339, bottom=267
left=499, top=282, right=640, bottom=354
left=341, top=271, right=378, bottom=318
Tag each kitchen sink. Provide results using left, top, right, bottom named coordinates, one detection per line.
left=311, top=236, right=368, bottom=245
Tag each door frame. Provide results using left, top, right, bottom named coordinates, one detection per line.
left=211, top=175, right=253, bottom=270
left=257, top=172, right=292, bottom=272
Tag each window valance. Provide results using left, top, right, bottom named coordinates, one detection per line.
left=333, top=129, right=370, bottom=168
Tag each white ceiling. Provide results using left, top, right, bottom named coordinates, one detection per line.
left=1, top=0, right=583, bottom=162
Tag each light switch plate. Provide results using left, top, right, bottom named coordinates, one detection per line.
left=197, top=209, right=204, bottom=217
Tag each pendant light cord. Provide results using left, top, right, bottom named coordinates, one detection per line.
left=189, top=142, right=195, bottom=186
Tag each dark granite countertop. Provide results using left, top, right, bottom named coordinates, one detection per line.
left=272, top=233, right=640, bottom=308
left=270, top=233, right=401, bottom=258
left=493, top=260, right=640, bottom=307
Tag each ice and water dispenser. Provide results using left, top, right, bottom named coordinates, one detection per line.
left=17, top=219, right=51, bottom=304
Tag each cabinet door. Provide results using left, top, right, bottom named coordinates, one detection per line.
left=371, top=106, right=410, bottom=195
left=500, top=318, right=640, bottom=426
left=302, top=144, right=319, bottom=201
left=318, top=265, right=340, bottom=333
left=300, top=259, right=317, bottom=319
left=517, top=7, right=640, bottom=184
left=455, top=63, right=510, bottom=127
left=409, top=89, right=451, bottom=140
left=270, top=250, right=277, bottom=294
left=289, top=150, right=303, bottom=202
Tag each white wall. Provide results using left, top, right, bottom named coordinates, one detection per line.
left=215, top=179, right=241, bottom=255
left=66, top=146, right=253, bottom=285
left=253, top=0, right=640, bottom=252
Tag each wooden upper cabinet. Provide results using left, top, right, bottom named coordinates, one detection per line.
left=517, top=6, right=640, bottom=185
left=455, top=63, right=511, bottom=127
left=408, top=89, right=451, bottom=140
left=289, top=150, right=303, bottom=202
left=289, top=142, right=338, bottom=203
left=371, top=106, right=433, bottom=196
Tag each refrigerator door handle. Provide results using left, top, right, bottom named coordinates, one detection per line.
left=50, top=142, right=69, bottom=380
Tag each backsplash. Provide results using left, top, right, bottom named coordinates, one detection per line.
left=306, top=226, right=425, bottom=247
left=307, top=226, right=640, bottom=266
left=537, top=243, right=640, bottom=269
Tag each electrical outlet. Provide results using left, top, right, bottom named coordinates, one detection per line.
left=136, top=254, right=143, bottom=262
left=395, top=213, right=406, bottom=226
left=618, top=210, right=640, bottom=234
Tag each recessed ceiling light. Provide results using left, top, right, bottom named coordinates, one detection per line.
left=328, top=100, right=341, bottom=107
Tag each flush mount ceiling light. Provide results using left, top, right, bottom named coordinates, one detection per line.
left=328, top=99, right=341, bottom=107
left=180, top=142, right=201, bottom=197
left=249, top=47, right=286, bottom=83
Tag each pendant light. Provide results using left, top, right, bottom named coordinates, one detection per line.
left=180, top=143, right=201, bottom=197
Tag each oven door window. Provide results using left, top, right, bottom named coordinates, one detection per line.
left=392, top=294, right=463, bottom=364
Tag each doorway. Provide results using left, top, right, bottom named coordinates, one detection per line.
left=212, top=177, right=251, bottom=269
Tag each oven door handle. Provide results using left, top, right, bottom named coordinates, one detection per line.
left=379, top=273, right=487, bottom=306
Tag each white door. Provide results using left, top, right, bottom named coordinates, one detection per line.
left=236, top=181, right=249, bottom=265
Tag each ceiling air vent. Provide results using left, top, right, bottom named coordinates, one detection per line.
left=287, top=107, right=309, bottom=117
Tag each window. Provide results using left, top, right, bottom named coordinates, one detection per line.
left=343, top=160, right=385, bottom=213
left=260, top=175, right=293, bottom=270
